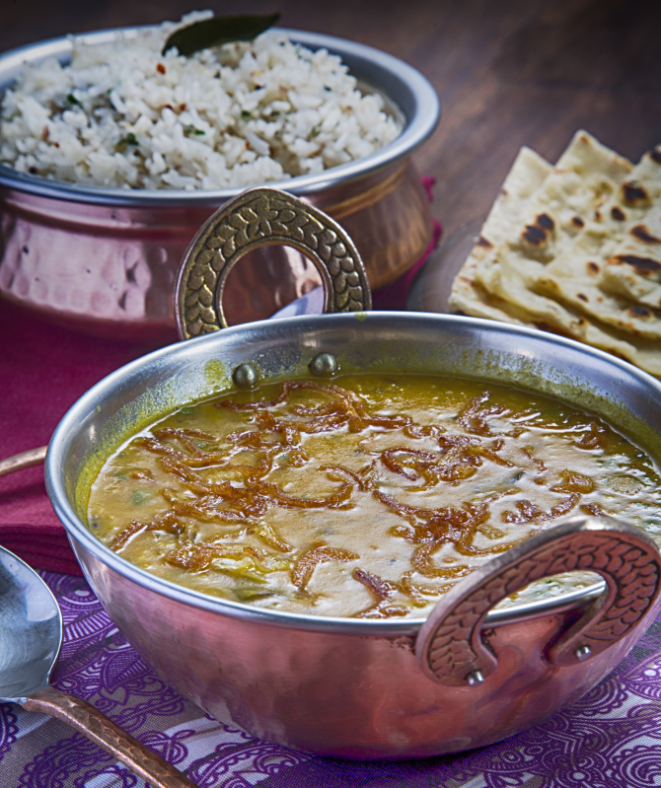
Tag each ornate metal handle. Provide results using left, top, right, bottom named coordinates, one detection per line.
left=416, top=516, right=661, bottom=686
left=175, top=187, right=372, bottom=339
left=22, top=686, right=198, bottom=787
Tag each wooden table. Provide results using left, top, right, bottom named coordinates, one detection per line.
left=1, top=0, right=660, bottom=242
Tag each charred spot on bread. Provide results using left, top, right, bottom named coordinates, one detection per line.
left=521, top=213, right=555, bottom=246
left=614, top=254, right=661, bottom=275
left=572, top=216, right=585, bottom=228
left=577, top=293, right=588, bottom=302
left=586, top=261, right=600, bottom=275
left=631, top=225, right=661, bottom=245
left=651, top=146, right=661, bottom=165
left=476, top=236, right=493, bottom=249
left=628, top=305, right=652, bottom=318
left=522, top=224, right=547, bottom=245
left=610, top=206, right=626, bottom=221
left=622, top=181, right=650, bottom=206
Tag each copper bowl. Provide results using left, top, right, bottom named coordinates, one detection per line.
left=44, top=300, right=661, bottom=757
left=0, top=26, right=439, bottom=341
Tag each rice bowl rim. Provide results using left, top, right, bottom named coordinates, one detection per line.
left=0, top=25, right=440, bottom=207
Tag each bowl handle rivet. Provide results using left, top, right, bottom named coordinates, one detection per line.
left=310, top=353, right=338, bottom=376
left=232, top=363, right=258, bottom=388
left=467, top=669, right=485, bottom=686
left=574, top=644, right=592, bottom=661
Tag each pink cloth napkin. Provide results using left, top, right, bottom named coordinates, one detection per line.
left=0, top=181, right=440, bottom=576
left=0, top=303, right=161, bottom=574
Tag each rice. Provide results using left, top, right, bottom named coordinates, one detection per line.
left=0, top=11, right=402, bottom=191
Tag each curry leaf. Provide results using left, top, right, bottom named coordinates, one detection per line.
left=115, top=132, right=139, bottom=152
left=162, top=13, right=281, bottom=56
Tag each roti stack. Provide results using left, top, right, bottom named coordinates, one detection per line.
left=449, top=131, right=661, bottom=377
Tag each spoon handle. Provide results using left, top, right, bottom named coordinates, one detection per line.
left=0, top=445, right=47, bottom=477
left=22, top=686, right=198, bottom=787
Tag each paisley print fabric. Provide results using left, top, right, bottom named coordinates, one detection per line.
left=1, top=572, right=310, bottom=787
left=2, top=571, right=661, bottom=787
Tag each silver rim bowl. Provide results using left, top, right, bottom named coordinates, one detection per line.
left=44, top=312, right=661, bottom=758
left=0, top=26, right=439, bottom=205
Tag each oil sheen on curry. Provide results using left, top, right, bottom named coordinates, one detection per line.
left=87, top=374, right=661, bottom=618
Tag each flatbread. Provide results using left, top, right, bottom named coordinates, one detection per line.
left=475, top=130, right=634, bottom=297
left=481, top=240, right=661, bottom=375
left=531, top=147, right=661, bottom=339
left=600, top=148, right=661, bottom=307
left=602, top=213, right=661, bottom=308
left=448, top=145, right=552, bottom=322
left=453, top=132, right=661, bottom=376
left=449, top=131, right=661, bottom=376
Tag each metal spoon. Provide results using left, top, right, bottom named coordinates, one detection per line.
left=0, top=446, right=48, bottom=478
left=0, top=545, right=198, bottom=788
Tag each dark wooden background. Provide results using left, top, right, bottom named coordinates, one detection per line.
left=1, top=0, right=659, bottom=239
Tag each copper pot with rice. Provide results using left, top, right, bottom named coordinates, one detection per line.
left=42, top=187, right=661, bottom=758
left=0, top=20, right=438, bottom=341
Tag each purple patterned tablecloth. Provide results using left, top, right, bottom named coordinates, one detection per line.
left=3, top=572, right=661, bottom=787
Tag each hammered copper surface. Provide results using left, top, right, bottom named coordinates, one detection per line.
left=176, top=187, right=371, bottom=338
left=45, top=313, right=661, bottom=759
left=72, top=531, right=659, bottom=759
left=0, top=160, right=431, bottom=341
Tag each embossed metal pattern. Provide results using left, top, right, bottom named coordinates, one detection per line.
left=23, top=687, right=198, bottom=787
left=416, top=517, right=661, bottom=686
left=175, top=187, right=372, bottom=339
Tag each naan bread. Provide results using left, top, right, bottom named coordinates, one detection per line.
left=532, top=147, right=661, bottom=339
left=475, top=130, right=634, bottom=298
left=448, top=146, right=552, bottom=322
left=600, top=147, right=661, bottom=307
left=449, top=131, right=661, bottom=377
left=602, top=213, right=661, bottom=308
left=480, top=259, right=661, bottom=375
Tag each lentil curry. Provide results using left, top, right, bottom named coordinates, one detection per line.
left=87, top=374, right=661, bottom=618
